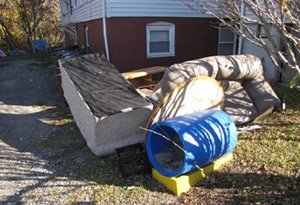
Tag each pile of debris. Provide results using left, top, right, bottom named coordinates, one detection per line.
left=57, top=53, right=280, bottom=182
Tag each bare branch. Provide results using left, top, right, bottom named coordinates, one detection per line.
left=182, top=0, right=300, bottom=83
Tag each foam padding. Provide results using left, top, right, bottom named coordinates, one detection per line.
left=152, top=153, right=233, bottom=196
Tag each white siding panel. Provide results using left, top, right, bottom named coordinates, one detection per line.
left=244, top=2, right=283, bottom=23
left=107, top=0, right=215, bottom=18
left=60, top=0, right=70, bottom=25
left=60, top=0, right=220, bottom=25
left=62, top=0, right=103, bottom=25
left=241, top=24, right=280, bottom=82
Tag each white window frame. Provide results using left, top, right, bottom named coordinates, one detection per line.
left=218, top=24, right=237, bottom=55
left=256, top=24, right=268, bottom=39
left=146, top=22, right=175, bottom=58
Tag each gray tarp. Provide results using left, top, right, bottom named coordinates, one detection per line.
left=0, top=49, right=7, bottom=57
left=60, top=54, right=150, bottom=117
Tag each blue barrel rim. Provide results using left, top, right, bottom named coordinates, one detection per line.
left=146, top=121, right=190, bottom=177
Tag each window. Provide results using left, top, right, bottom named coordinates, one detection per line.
left=73, top=0, right=85, bottom=8
left=218, top=25, right=237, bottom=55
left=256, top=24, right=268, bottom=38
left=67, top=0, right=87, bottom=14
left=146, top=22, right=175, bottom=58
left=69, top=0, right=73, bottom=15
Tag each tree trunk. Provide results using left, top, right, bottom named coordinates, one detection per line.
left=26, top=35, right=33, bottom=53
left=2, top=28, right=13, bottom=50
left=0, top=20, right=14, bottom=50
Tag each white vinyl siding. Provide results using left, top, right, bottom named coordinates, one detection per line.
left=60, top=0, right=220, bottom=25
left=146, top=22, right=175, bottom=58
left=61, top=0, right=103, bottom=25
left=107, top=0, right=217, bottom=18
left=243, top=2, right=285, bottom=23
left=218, top=25, right=237, bottom=55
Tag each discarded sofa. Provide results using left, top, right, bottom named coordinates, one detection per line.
left=160, top=55, right=280, bottom=124
left=59, top=54, right=152, bottom=156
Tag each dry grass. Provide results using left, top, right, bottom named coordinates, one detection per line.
left=36, top=84, right=299, bottom=204
left=3, top=54, right=296, bottom=204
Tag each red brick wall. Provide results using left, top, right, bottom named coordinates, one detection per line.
left=64, top=32, right=72, bottom=47
left=107, top=17, right=219, bottom=72
left=74, top=17, right=219, bottom=72
left=76, top=19, right=105, bottom=55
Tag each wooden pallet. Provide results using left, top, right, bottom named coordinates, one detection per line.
left=152, top=153, right=233, bottom=196
left=122, top=66, right=166, bottom=91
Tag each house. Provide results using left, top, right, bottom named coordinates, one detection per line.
left=60, top=0, right=233, bottom=72
left=59, top=0, right=278, bottom=81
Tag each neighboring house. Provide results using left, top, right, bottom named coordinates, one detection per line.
left=59, top=0, right=278, bottom=81
left=238, top=4, right=281, bottom=82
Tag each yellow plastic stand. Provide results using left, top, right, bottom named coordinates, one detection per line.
left=152, top=153, right=233, bottom=196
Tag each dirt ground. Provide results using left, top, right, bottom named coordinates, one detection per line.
left=0, top=57, right=93, bottom=204
left=0, top=55, right=299, bottom=204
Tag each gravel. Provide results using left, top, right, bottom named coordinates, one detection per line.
left=0, top=59, right=93, bottom=204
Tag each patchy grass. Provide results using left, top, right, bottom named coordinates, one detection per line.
left=237, top=86, right=300, bottom=176
left=37, top=83, right=300, bottom=204
left=0, top=62, right=10, bottom=67
left=2, top=55, right=297, bottom=203
left=0, top=52, right=51, bottom=63
left=31, top=57, right=54, bottom=68
left=0, top=52, right=55, bottom=73
left=9, top=54, right=294, bottom=204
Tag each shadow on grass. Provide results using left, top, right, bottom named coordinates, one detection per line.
left=0, top=55, right=168, bottom=203
left=189, top=171, right=300, bottom=204
left=0, top=107, right=166, bottom=204
left=0, top=55, right=299, bottom=204
left=1, top=103, right=299, bottom=204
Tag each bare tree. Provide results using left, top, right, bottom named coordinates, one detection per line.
left=0, top=1, right=15, bottom=50
left=183, top=0, right=300, bottom=87
left=0, top=17, right=14, bottom=49
left=0, top=0, right=63, bottom=51
left=13, top=0, right=52, bottom=51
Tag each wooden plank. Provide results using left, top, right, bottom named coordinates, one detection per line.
left=122, top=66, right=167, bottom=80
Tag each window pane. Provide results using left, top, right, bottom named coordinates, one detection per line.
left=150, top=41, right=170, bottom=53
left=150, top=31, right=169, bottom=41
left=219, top=44, right=234, bottom=55
left=220, top=27, right=234, bottom=42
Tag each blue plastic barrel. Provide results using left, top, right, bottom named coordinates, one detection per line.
left=146, top=110, right=238, bottom=177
